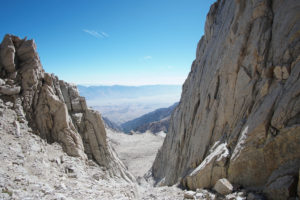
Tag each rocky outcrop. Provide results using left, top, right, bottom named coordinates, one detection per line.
left=0, top=34, right=132, bottom=180
left=152, top=0, right=300, bottom=198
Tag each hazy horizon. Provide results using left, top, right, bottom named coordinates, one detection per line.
left=78, top=83, right=182, bottom=87
left=78, top=84, right=181, bottom=124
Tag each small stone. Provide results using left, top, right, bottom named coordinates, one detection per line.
left=213, top=178, right=233, bottom=195
left=184, top=190, right=196, bottom=199
left=87, top=160, right=96, bottom=167
left=14, top=177, right=22, bottom=182
left=0, top=78, right=5, bottom=86
left=65, top=165, right=75, bottom=174
left=92, top=174, right=101, bottom=181
left=67, top=174, right=77, bottom=178
left=13, top=121, right=21, bottom=137
left=60, top=155, right=64, bottom=163
left=55, top=157, right=61, bottom=165
left=9, top=71, right=17, bottom=79
left=247, top=192, right=264, bottom=200
left=273, top=65, right=290, bottom=80
left=5, top=101, right=13, bottom=108
left=195, top=192, right=206, bottom=199
left=55, top=183, right=67, bottom=190
left=17, top=154, right=24, bottom=159
left=225, top=192, right=246, bottom=200
left=282, top=66, right=290, bottom=80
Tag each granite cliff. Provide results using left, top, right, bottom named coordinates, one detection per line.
left=152, top=0, right=300, bottom=199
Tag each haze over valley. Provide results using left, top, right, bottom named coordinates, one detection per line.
left=78, top=84, right=181, bottom=125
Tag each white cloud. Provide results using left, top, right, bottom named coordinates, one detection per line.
left=83, top=29, right=109, bottom=39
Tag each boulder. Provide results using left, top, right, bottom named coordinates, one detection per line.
left=264, top=175, right=298, bottom=200
left=0, top=85, right=21, bottom=95
left=213, top=178, right=233, bottom=195
left=0, top=78, right=5, bottom=86
left=0, top=34, right=15, bottom=73
left=17, top=39, right=37, bottom=61
left=185, top=142, right=229, bottom=189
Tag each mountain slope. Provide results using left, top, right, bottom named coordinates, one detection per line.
left=0, top=34, right=132, bottom=181
left=121, top=103, right=178, bottom=133
left=135, top=116, right=170, bottom=134
left=152, top=0, right=300, bottom=199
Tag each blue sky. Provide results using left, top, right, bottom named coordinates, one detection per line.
left=0, top=0, right=215, bottom=86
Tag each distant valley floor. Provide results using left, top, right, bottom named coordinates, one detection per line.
left=107, top=129, right=166, bottom=179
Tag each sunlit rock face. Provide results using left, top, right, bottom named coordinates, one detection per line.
left=152, top=0, right=300, bottom=198
left=0, top=34, right=133, bottom=181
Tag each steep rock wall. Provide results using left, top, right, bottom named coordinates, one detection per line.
left=0, top=34, right=133, bottom=180
left=152, top=0, right=300, bottom=197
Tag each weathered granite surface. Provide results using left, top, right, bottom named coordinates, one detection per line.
left=152, top=0, right=300, bottom=198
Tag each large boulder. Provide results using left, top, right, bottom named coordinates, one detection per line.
left=184, top=142, right=229, bottom=189
left=213, top=178, right=233, bottom=196
left=0, top=85, right=21, bottom=95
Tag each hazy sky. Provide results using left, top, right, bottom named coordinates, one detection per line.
left=0, top=0, right=215, bottom=86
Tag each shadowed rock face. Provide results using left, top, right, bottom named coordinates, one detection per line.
left=152, top=0, right=300, bottom=198
left=0, top=34, right=133, bottom=181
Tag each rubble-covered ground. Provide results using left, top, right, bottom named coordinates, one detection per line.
left=0, top=97, right=265, bottom=200
left=107, top=130, right=166, bottom=179
left=0, top=98, right=138, bottom=200
left=0, top=98, right=184, bottom=200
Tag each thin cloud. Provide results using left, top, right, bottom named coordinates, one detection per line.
left=143, top=56, right=152, bottom=60
left=83, top=29, right=109, bottom=39
left=83, top=29, right=103, bottom=38
left=101, top=31, right=109, bottom=37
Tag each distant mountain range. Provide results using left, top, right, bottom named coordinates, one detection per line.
left=77, top=85, right=181, bottom=101
left=78, top=85, right=181, bottom=125
left=121, top=102, right=178, bottom=133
